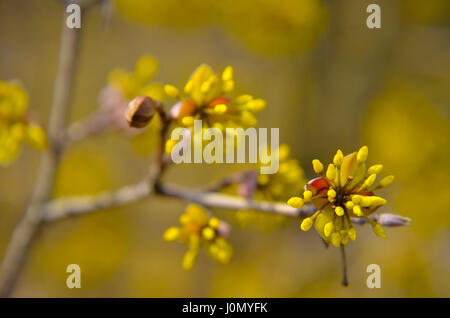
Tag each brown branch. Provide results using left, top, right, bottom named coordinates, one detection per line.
left=0, top=2, right=95, bottom=297
left=42, top=182, right=316, bottom=222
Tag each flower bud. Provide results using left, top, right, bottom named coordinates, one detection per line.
left=300, top=217, right=313, bottom=231
left=324, top=222, right=334, bottom=237
left=331, top=233, right=341, bottom=247
left=164, top=84, right=179, bottom=98
left=379, top=175, right=394, bottom=188
left=288, top=197, right=304, bottom=209
left=335, top=206, right=344, bottom=216
left=356, top=145, right=368, bottom=163
left=163, top=226, right=180, bottom=242
left=126, top=95, right=160, bottom=128
left=373, top=223, right=387, bottom=238
left=202, top=227, right=215, bottom=240
left=333, top=149, right=344, bottom=166
left=348, top=228, right=357, bottom=241
left=312, top=159, right=323, bottom=174
left=326, top=164, right=336, bottom=180
left=303, top=190, right=313, bottom=202
left=368, top=164, right=383, bottom=175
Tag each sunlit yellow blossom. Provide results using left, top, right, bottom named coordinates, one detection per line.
left=0, top=80, right=47, bottom=166
left=166, top=64, right=264, bottom=130
left=288, top=146, right=396, bottom=247
left=163, top=204, right=233, bottom=270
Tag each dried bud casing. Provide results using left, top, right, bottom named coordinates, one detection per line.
left=126, top=95, right=161, bottom=128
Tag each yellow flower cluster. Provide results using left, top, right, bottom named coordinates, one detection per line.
left=164, top=64, right=265, bottom=130
left=288, top=146, right=394, bottom=247
left=108, top=56, right=164, bottom=101
left=164, top=64, right=266, bottom=156
left=0, top=80, right=47, bottom=166
left=163, top=204, right=233, bottom=270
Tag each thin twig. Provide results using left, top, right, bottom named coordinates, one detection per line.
left=42, top=182, right=316, bottom=222
left=64, top=110, right=114, bottom=146
left=340, top=245, right=349, bottom=286
left=0, top=3, right=88, bottom=297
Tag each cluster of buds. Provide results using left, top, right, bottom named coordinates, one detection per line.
left=0, top=80, right=47, bottom=165
left=163, top=204, right=233, bottom=270
left=163, top=64, right=265, bottom=141
left=288, top=146, right=395, bottom=247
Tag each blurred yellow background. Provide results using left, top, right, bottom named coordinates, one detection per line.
left=0, top=0, right=449, bottom=297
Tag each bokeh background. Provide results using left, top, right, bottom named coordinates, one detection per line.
left=1, top=0, right=449, bottom=297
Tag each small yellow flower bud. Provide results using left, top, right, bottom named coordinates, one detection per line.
left=351, top=195, right=362, bottom=204
left=213, top=104, right=228, bottom=114
left=182, top=251, right=197, bottom=270
left=312, top=159, right=323, bottom=174
left=356, top=145, right=368, bottom=163
left=222, top=66, right=234, bottom=81
left=341, top=233, right=349, bottom=245
left=288, top=197, right=304, bottom=209
left=379, top=175, right=394, bottom=188
left=371, top=196, right=387, bottom=206
left=368, top=164, right=383, bottom=175
left=303, top=190, right=313, bottom=202
left=222, top=80, right=234, bottom=92
left=373, top=224, right=387, bottom=238
left=300, top=217, right=313, bottom=231
left=333, top=149, right=344, bottom=166
left=247, top=99, right=266, bottom=112
left=202, top=227, right=215, bottom=240
left=181, top=116, right=194, bottom=126
left=326, top=164, right=336, bottom=180
left=360, top=196, right=372, bottom=208
left=163, top=226, right=180, bottom=241
left=208, top=217, right=221, bottom=229
left=184, top=80, right=193, bottom=93
left=324, top=222, right=334, bottom=237
left=179, top=214, right=191, bottom=225
left=335, top=206, right=344, bottom=216
left=331, top=233, right=341, bottom=247
left=164, top=84, right=179, bottom=98
left=363, top=173, right=377, bottom=188
left=353, top=205, right=363, bottom=216
left=327, top=189, right=336, bottom=199
left=345, top=201, right=354, bottom=210
left=348, top=228, right=357, bottom=241
left=27, top=124, right=48, bottom=150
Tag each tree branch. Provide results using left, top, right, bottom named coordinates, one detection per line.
left=0, top=2, right=89, bottom=297
left=42, top=181, right=316, bottom=222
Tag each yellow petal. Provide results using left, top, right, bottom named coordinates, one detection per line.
left=287, top=197, right=304, bottom=209
left=340, top=152, right=366, bottom=188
